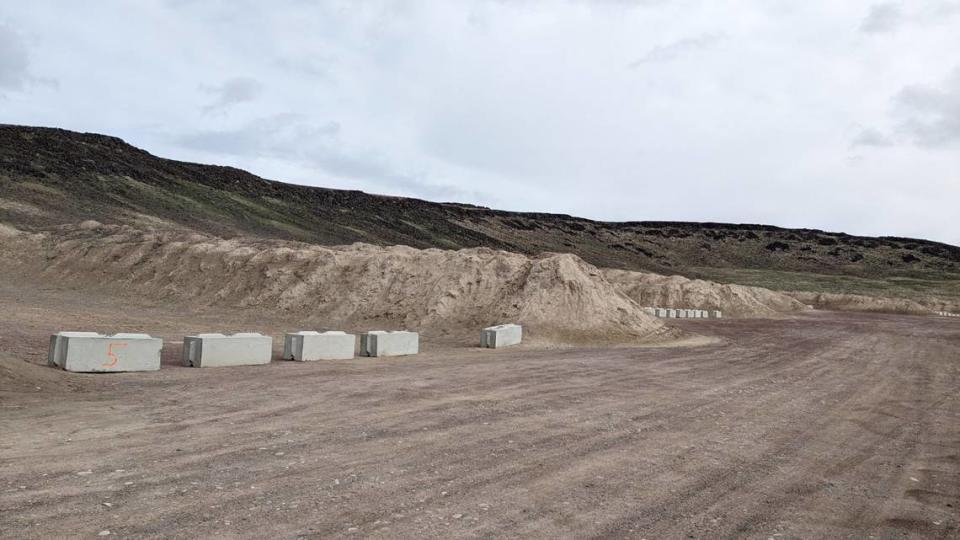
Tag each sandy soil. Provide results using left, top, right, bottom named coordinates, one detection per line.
left=1, top=284, right=959, bottom=539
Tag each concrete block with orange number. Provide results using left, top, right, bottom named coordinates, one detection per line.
left=48, top=332, right=162, bottom=372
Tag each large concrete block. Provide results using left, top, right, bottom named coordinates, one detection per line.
left=48, top=332, right=162, bottom=373
left=283, top=331, right=355, bottom=361
left=360, top=331, right=419, bottom=357
left=655, top=308, right=668, bottom=318
left=183, top=333, right=272, bottom=367
left=480, top=324, right=522, bottom=348
left=712, top=310, right=722, bottom=319
left=677, top=309, right=688, bottom=319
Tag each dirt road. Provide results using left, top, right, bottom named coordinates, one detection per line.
left=1, top=289, right=958, bottom=538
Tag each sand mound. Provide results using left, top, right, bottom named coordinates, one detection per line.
left=4, top=226, right=675, bottom=345
left=603, top=269, right=807, bottom=318
left=784, top=291, right=931, bottom=315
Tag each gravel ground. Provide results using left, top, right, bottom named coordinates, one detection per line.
left=1, top=285, right=958, bottom=539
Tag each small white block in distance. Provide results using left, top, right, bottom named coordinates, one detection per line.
left=284, top=331, right=355, bottom=361
left=655, top=308, right=667, bottom=318
left=360, top=331, right=419, bottom=357
left=480, top=324, right=522, bottom=348
left=183, top=333, right=272, bottom=367
left=712, top=310, right=722, bottom=319
left=48, top=332, right=162, bottom=373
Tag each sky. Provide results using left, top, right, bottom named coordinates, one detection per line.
left=1, top=1, right=959, bottom=245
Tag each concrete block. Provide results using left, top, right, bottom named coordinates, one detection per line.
left=677, top=309, right=687, bottom=319
left=641, top=307, right=656, bottom=316
left=183, top=333, right=272, bottom=367
left=712, top=310, right=722, bottom=319
left=283, top=331, right=355, bottom=361
left=48, top=332, right=162, bottom=373
left=360, top=331, right=419, bottom=357
left=655, top=308, right=668, bottom=318
left=665, top=309, right=675, bottom=318
left=480, top=324, right=522, bottom=348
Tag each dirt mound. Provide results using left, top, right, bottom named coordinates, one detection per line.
left=1, top=225, right=676, bottom=345
left=784, top=291, right=931, bottom=315
left=603, top=269, right=807, bottom=318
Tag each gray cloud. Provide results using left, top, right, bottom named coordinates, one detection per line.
left=892, top=67, right=960, bottom=147
left=176, top=115, right=478, bottom=202
left=0, top=23, right=31, bottom=91
left=860, top=2, right=903, bottom=33
left=851, top=127, right=894, bottom=147
left=201, top=77, right=263, bottom=113
left=629, top=33, right=725, bottom=66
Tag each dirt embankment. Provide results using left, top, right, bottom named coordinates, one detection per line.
left=0, top=223, right=678, bottom=345
left=603, top=269, right=807, bottom=318
left=783, top=291, right=934, bottom=315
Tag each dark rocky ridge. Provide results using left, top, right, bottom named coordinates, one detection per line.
left=2, top=124, right=958, bottom=283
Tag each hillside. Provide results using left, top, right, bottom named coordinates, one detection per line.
left=2, top=124, right=959, bottom=305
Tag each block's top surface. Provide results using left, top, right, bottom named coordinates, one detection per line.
left=484, top=323, right=521, bottom=331
left=189, top=333, right=268, bottom=339
left=320, top=331, right=348, bottom=335
left=288, top=331, right=323, bottom=336
left=55, top=331, right=104, bottom=337
left=109, top=333, right=155, bottom=339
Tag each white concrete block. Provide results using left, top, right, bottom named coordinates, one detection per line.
left=183, top=333, right=272, bottom=367
left=480, top=324, right=522, bottom=348
left=360, top=331, right=419, bottom=357
left=641, top=307, right=656, bottom=316
left=48, top=332, right=162, bottom=373
left=712, top=310, right=722, bottom=319
left=283, top=331, right=355, bottom=361
left=655, top=308, right=668, bottom=318
left=677, top=309, right=687, bottom=319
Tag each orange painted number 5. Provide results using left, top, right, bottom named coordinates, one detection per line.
left=104, top=342, right=128, bottom=368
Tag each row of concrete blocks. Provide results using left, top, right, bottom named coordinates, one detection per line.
left=935, top=311, right=959, bottom=317
left=48, top=324, right=523, bottom=373
left=641, top=307, right=722, bottom=319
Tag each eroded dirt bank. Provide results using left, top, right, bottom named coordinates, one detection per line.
left=1, top=283, right=958, bottom=539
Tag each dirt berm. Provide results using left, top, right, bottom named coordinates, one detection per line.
left=603, top=269, right=808, bottom=318
left=783, top=290, right=932, bottom=315
left=1, top=223, right=682, bottom=345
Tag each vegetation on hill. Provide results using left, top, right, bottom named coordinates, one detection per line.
left=2, top=124, right=958, bottom=306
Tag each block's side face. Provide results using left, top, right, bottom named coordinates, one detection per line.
left=282, top=335, right=296, bottom=360
left=299, top=334, right=355, bottom=360
left=486, top=326, right=522, bottom=348
left=376, top=333, right=419, bottom=356
left=197, top=337, right=272, bottom=367
left=480, top=330, right=491, bottom=348
left=185, top=337, right=206, bottom=366
left=63, top=337, right=162, bottom=373
left=359, top=334, right=373, bottom=357
left=48, top=335, right=62, bottom=367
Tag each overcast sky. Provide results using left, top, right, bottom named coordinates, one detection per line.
left=2, top=1, right=959, bottom=244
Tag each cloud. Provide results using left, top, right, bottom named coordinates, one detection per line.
left=0, top=23, right=32, bottom=92
left=175, top=115, right=478, bottom=202
left=851, top=127, right=894, bottom=147
left=892, top=67, right=960, bottom=147
left=201, top=77, right=263, bottom=113
left=860, top=2, right=903, bottom=33
left=628, top=33, right=725, bottom=66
